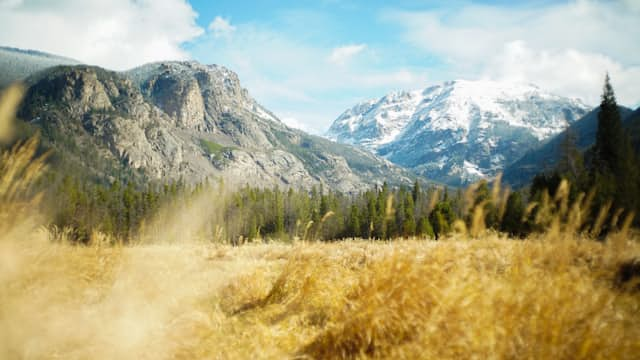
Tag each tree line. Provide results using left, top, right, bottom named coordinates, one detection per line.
left=530, top=74, right=640, bottom=234
left=43, top=175, right=454, bottom=242
left=44, top=172, right=541, bottom=243
left=38, top=75, right=638, bottom=243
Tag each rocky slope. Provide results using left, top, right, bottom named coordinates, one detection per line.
left=15, top=61, right=414, bottom=192
left=327, top=80, right=590, bottom=185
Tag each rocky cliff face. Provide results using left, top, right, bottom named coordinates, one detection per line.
left=17, top=62, right=414, bottom=192
left=327, top=80, right=590, bottom=185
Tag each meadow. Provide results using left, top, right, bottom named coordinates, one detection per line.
left=1, top=85, right=640, bottom=359
left=2, top=231, right=640, bottom=359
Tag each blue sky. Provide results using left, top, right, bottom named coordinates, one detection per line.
left=185, top=0, right=640, bottom=132
left=1, top=0, right=639, bottom=133
left=185, top=0, right=450, bottom=132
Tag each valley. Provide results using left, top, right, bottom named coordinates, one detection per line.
left=1, top=3, right=640, bottom=356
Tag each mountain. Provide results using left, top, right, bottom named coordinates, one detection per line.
left=503, top=105, right=635, bottom=187
left=0, top=46, right=80, bottom=88
left=626, top=108, right=640, bottom=153
left=14, top=60, right=415, bottom=192
left=327, top=80, right=590, bottom=186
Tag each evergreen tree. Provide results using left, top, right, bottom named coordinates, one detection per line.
left=429, top=201, right=455, bottom=240
left=417, top=217, right=434, bottom=239
left=501, top=192, right=526, bottom=237
left=412, top=180, right=421, bottom=203
left=393, top=188, right=406, bottom=237
left=530, top=172, right=563, bottom=200
left=594, top=74, right=624, bottom=173
left=366, top=192, right=378, bottom=238
left=590, top=74, right=639, bottom=222
left=348, top=204, right=361, bottom=238
left=274, top=188, right=285, bottom=235
left=469, top=180, right=499, bottom=229
left=375, top=183, right=390, bottom=239
left=402, top=192, right=416, bottom=237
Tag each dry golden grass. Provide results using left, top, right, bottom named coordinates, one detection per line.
left=2, top=85, right=640, bottom=359
left=1, top=236, right=640, bottom=359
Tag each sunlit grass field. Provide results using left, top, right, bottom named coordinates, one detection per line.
left=2, top=234, right=640, bottom=359
left=1, top=85, right=640, bottom=359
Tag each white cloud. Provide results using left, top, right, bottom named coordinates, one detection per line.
left=387, top=0, right=640, bottom=107
left=0, top=0, right=21, bottom=9
left=0, top=0, right=203, bottom=70
left=328, top=44, right=366, bottom=65
left=279, top=114, right=319, bottom=134
left=191, top=25, right=430, bottom=132
left=208, top=16, right=236, bottom=38
left=484, top=41, right=640, bottom=106
left=622, top=0, right=640, bottom=12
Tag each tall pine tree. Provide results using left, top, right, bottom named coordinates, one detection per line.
left=590, top=74, right=639, bottom=224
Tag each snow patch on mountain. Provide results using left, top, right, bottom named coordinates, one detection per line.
left=326, top=79, right=590, bottom=185
left=326, top=90, right=424, bottom=149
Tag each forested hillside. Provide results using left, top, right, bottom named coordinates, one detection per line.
left=504, top=105, right=634, bottom=187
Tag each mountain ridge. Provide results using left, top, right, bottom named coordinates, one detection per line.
left=0, top=46, right=81, bottom=88
left=327, top=79, right=591, bottom=185
left=4, top=51, right=418, bottom=192
left=503, top=105, right=636, bottom=187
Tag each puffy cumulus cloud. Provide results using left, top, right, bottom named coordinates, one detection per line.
left=208, top=16, right=236, bottom=38
left=0, top=0, right=203, bottom=70
left=328, top=44, right=367, bottom=65
left=387, top=0, right=640, bottom=106
left=484, top=41, right=640, bottom=106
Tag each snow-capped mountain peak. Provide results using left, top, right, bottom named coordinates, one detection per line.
left=327, top=89, right=424, bottom=149
left=326, top=79, right=590, bottom=185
